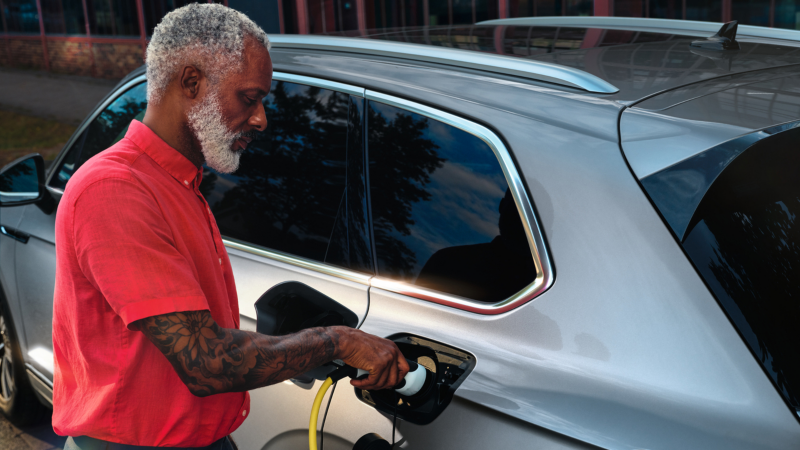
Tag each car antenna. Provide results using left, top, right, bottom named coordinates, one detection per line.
left=690, top=20, right=740, bottom=51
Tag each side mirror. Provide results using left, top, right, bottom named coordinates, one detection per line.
left=254, top=281, right=358, bottom=381
left=0, top=154, right=45, bottom=207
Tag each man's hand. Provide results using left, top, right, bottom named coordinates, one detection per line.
left=333, top=327, right=410, bottom=391
left=134, top=310, right=408, bottom=396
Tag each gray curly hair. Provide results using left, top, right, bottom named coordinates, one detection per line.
left=145, top=3, right=270, bottom=104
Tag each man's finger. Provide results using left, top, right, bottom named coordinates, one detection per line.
left=375, top=364, right=391, bottom=390
left=351, top=372, right=379, bottom=390
left=385, top=365, right=399, bottom=389
left=398, top=355, right=410, bottom=375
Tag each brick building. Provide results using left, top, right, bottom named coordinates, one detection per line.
left=1, top=0, right=798, bottom=79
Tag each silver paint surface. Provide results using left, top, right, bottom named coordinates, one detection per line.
left=265, top=54, right=800, bottom=449
left=270, top=35, right=619, bottom=93
left=12, top=204, right=57, bottom=375
left=622, top=64, right=800, bottom=178
left=479, top=16, right=800, bottom=42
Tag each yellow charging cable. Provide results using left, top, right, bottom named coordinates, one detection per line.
left=309, top=376, right=335, bottom=450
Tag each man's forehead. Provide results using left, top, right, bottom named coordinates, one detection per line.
left=232, top=40, right=272, bottom=93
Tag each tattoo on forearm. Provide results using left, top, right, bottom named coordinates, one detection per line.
left=136, top=311, right=340, bottom=397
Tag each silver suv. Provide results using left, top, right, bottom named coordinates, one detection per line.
left=1, top=16, right=799, bottom=450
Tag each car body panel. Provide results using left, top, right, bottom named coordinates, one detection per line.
left=12, top=202, right=57, bottom=377
left=622, top=64, right=800, bottom=179
left=0, top=205, right=26, bottom=326
left=258, top=50, right=800, bottom=448
left=226, top=245, right=370, bottom=326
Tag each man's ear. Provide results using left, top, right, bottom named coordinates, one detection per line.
left=179, top=65, right=203, bottom=99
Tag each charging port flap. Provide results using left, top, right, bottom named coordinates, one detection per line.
left=354, top=334, right=475, bottom=425
left=254, top=281, right=359, bottom=381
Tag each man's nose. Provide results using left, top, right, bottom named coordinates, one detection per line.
left=249, top=103, right=267, bottom=132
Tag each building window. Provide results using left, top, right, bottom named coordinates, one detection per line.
left=142, top=0, right=190, bottom=37
left=41, top=0, right=86, bottom=34
left=309, top=0, right=360, bottom=34
left=3, top=0, right=40, bottom=33
left=88, top=0, right=139, bottom=36
left=732, top=0, right=800, bottom=29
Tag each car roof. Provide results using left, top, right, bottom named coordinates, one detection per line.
left=271, top=17, right=800, bottom=103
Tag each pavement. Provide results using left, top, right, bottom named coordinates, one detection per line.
left=0, top=67, right=119, bottom=125
left=0, top=410, right=65, bottom=450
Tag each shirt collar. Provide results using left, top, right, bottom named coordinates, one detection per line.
left=125, top=120, right=202, bottom=189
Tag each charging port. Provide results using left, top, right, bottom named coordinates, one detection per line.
left=354, top=334, right=475, bottom=425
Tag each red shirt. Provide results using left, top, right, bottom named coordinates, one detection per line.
left=53, top=120, right=249, bottom=446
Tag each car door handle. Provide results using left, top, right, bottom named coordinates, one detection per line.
left=0, top=226, right=30, bottom=244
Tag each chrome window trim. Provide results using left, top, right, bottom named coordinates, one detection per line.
left=365, top=90, right=554, bottom=314
left=272, top=72, right=365, bottom=97
left=223, top=239, right=373, bottom=286
left=269, top=35, right=618, bottom=94
left=479, top=17, right=800, bottom=42
left=45, top=74, right=148, bottom=187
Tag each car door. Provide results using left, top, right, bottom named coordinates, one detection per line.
left=314, top=92, right=558, bottom=449
left=206, top=74, right=375, bottom=450
left=13, top=77, right=148, bottom=385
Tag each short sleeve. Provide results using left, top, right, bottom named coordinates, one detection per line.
left=72, top=177, right=209, bottom=327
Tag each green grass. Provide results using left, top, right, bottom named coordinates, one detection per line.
left=0, top=110, right=76, bottom=167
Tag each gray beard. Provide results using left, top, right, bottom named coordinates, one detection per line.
left=187, top=90, right=243, bottom=174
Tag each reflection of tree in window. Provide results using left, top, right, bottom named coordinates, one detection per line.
left=416, top=189, right=535, bottom=302
left=51, top=82, right=147, bottom=189
left=205, top=82, right=350, bottom=264
left=683, top=131, right=800, bottom=413
left=0, top=159, right=35, bottom=193
left=369, top=102, right=536, bottom=302
left=368, top=103, right=443, bottom=277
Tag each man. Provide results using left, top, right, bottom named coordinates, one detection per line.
left=53, top=5, right=409, bottom=449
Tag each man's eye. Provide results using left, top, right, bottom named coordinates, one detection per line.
left=245, top=96, right=256, bottom=105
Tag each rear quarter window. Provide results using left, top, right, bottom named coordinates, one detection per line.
left=367, top=100, right=536, bottom=303
left=681, top=127, right=800, bottom=416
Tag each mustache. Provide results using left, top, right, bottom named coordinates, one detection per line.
left=235, top=130, right=260, bottom=140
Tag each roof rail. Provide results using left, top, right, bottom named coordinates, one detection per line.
left=478, top=17, right=800, bottom=42
left=269, top=35, right=619, bottom=94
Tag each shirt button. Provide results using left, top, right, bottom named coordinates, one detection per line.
left=219, top=258, right=222, bottom=265
left=242, top=410, right=247, bottom=417
left=183, top=180, right=189, bottom=185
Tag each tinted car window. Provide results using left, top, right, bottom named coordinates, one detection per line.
left=367, top=101, right=535, bottom=302
left=682, top=128, right=800, bottom=415
left=201, top=81, right=372, bottom=271
left=51, top=82, right=147, bottom=190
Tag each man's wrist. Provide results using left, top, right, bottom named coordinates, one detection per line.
left=325, top=326, right=352, bottom=361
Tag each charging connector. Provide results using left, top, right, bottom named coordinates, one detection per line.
left=354, top=360, right=431, bottom=397
left=310, top=361, right=433, bottom=450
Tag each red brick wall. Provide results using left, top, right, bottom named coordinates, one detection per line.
left=93, top=43, right=144, bottom=79
left=48, top=41, right=94, bottom=77
left=0, top=39, right=46, bottom=70
left=0, top=39, right=143, bottom=80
